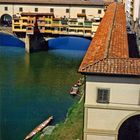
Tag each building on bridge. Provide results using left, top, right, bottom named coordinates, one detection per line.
left=0, top=0, right=113, bottom=26
left=12, top=12, right=102, bottom=37
left=79, top=2, right=140, bottom=140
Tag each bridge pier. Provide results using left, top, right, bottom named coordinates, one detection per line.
left=25, top=34, right=30, bottom=53
left=25, top=33, right=48, bottom=53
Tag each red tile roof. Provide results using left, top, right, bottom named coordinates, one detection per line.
left=79, top=3, right=140, bottom=76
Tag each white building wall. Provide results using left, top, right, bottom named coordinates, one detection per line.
left=84, top=75, right=140, bottom=140
left=86, top=135, right=115, bottom=140
left=84, top=107, right=139, bottom=140
left=13, top=4, right=70, bottom=17
left=124, top=0, right=140, bottom=21
left=0, top=4, right=105, bottom=19
left=0, top=4, right=14, bottom=16
left=125, top=0, right=131, bottom=13
left=133, top=0, right=140, bottom=21
left=70, top=6, right=104, bottom=19
left=85, top=76, right=140, bottom=106
left=86, top=108, right=134, bottom=130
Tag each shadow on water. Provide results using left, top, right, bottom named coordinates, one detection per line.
left=0, top=36, right=90, bottom=140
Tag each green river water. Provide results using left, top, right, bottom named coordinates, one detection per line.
left=0, top=46, right=87, bottom=140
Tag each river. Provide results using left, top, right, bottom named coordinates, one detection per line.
left=0, top=36, right=90, bottom=140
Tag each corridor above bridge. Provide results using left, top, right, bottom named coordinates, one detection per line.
left=0, top=0, right=113, bottom=27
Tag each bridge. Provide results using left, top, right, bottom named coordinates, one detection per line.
left=0, top=0, right=111, bottom=53
left=11, top=12, right=99, bottom=53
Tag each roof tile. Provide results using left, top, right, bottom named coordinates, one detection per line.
left=79, top=3, right=140, bottom=76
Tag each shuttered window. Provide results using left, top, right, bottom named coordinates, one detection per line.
left=97, top=88, right=110, bottom=103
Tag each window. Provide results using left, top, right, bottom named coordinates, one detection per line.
left=23, top=19, right=27, bottom=23
left=35, top=8, right=38, bottom=12
left=38, top=26, right=42, bottom=30
left=66, top=9, right=69, bottom=13
left=22, top=26, right=26, bottom=29
left=4, top=7, right=8, bottom=11
left=98, top=9, right=102, bottom=14
left=82, top=9, right=86, bottom=14
left=14, top=26, right=20, bottom=29
left=50, top=8, right=54, bottom=13
left=78, top=22, right=83, bottom=26
left=19, top=7, right=23, bottom=12
left=45, top=27, right=51, bottom=30
left=14, top=19, right=19, bottom=23
left=46, top=21, right=51, bottom=24
left=97, top=88, right=110, bottom=103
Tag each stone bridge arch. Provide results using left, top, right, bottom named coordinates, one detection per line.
left=0, top=14, right=12, bottom=26
left=117, top=112, right=140, bottom=140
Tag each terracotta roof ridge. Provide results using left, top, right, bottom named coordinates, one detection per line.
left=79, top=58, right=106, bottom=71
left=78, top=2, right=117, bottom=71
left=107, top=58, right=140, bottom=60
left=104, top=2, right=117, bottom=59
left=80, top=58, right=140, bottom=75
left=108, top=3, right=129, bottom=58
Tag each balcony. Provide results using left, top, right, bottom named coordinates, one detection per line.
left=45, top=20, right=52, bottom=26
left=21, top=16, right=28, bottom=20
left=59, top=27, right=68, bottom=34
left=92, top=22, right=100, bottom=26
left=26, top=26, right=34, bottom=35
left=52, top=29, right=60, bottom=34
left=52, top=21, right=61, bottom=27
left=45, top=26, right=52, bottom=33
left=38, top=26, right=45, bottom=33
left=38, top=16, right=45, bottom=21
left=68, top=18, right=78, bottom=26
left=84, top=30, right=92, bottom=36
left=84, top=21, right=92, bottom=27
left=13, top=19, right=20, bottom=24
left=13, top=14, right=20, bottom=20
left=37, top=21, right=45, bottom=26
left=13, top=25, right=21, bottom=31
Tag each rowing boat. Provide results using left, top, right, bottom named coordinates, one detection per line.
left=24, top=116, right=53, bottom=140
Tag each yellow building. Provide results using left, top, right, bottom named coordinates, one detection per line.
left=12, top=12, right=102, bottom=37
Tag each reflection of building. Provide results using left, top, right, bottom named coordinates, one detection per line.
left=79, top=2, right=140, bottom=140
left=12, top=12, right=101, bottom=37
left=0, top=0, right=111, bottom=26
